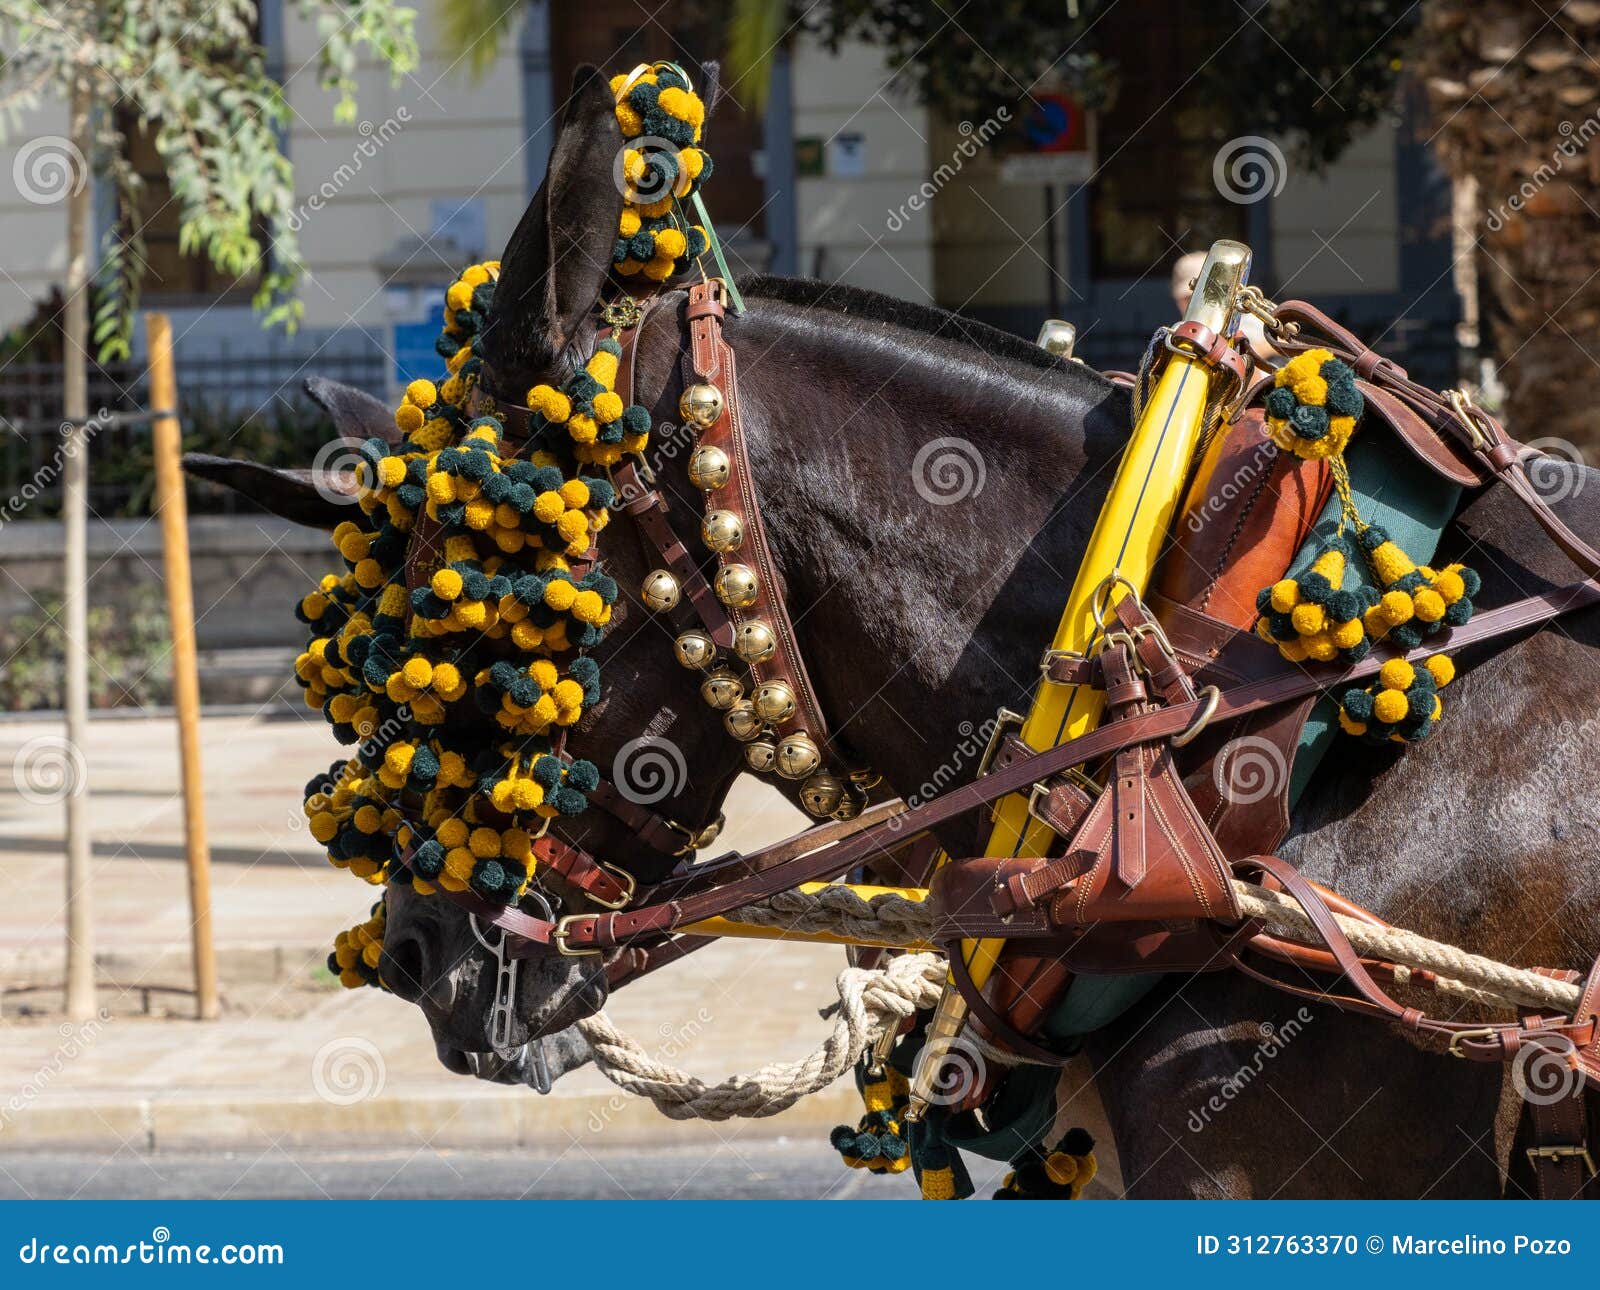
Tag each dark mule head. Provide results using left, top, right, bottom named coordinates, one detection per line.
left=189, top=63, right=746, bottom=1081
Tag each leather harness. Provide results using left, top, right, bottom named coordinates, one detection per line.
left=424, top=284, right=1600, bottom=1195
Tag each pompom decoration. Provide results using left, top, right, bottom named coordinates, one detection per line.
left=1263, top=348, right=1364, bottom=462
left=294, top=259, right=640, bottom=973
left=993, top=1128, right=1099, bottom=1200
left=830, top=1065, right=912, bottom=1175
left=1253, top=535, right=1376, bottom=665
left=1356, top=525, right=1480, bottom=651
left=608, top=64, right=713, bottom=283
left=1336, top=654, right=1455, bottom=744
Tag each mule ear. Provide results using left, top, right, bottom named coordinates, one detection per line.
left=305, top=376, right=398, bottom=445
left=481, top=63, right=624, bottom=395
left=182, top=453, right=360, bottom=530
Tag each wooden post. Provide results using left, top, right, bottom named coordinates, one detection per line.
left=61, top=74, right=94, bottom=1023
left=145, top=313, right=218, bottom=1021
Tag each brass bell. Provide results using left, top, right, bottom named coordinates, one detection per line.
left=734, top=620, right=777, bottom=664
left=799, top=771, right=846, bottom=818
left=702, top=509, right=744, bottom=553
left=640, top=569, right=681, bottom=613
left=715, top=564, right=758, bottom=609
left=687, top=445, right=731, bottom=490
left=674, top=630, right=716, bottom=670
left=832, top=792, right=862, bottom=822
left=774, top=732, right=822, bottom=780
left=744, top=740, right=777, bottom=774
left=679, top=383, right=724, bottom=429
left=723, top=700, right=764, bottom=742
left=752, top=679, right=796, bottom=724
left=700, top=667, right=743, bottom=711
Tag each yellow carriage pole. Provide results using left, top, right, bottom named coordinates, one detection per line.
left=905, top=240, right=1253, bottom=1119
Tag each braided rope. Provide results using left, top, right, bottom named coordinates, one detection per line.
left=577, top=952, right=945, bottom=1120
left=573, top=879, right=1583, bottom=1123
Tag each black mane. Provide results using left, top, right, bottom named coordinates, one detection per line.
left=740, top=274, right=1111, bottom=383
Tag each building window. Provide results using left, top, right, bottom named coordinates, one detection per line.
left=1090, top=4, right=1247, bottom=280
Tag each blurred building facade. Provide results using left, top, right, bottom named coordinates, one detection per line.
left=0, top=0, right=1458, bottom=404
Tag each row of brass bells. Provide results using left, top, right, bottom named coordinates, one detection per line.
left=680, top=383, right=724, bottom=430
left=688, top=445, right=730, bottom=490
left=700, top=667, right=743, bottom=711
left=702, top=509, right=743, bottom=554
left=641, top=569, right=680, bottom=613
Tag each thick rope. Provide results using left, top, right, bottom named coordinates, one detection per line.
left=576, top=952, right=945, bottom=1120
left=723, top=881, right=1582, bottom=1015
left=574, top=878, right=1583, bottom=1123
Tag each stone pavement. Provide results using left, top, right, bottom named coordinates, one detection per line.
left=0, top=712, right=1117, bottom=1193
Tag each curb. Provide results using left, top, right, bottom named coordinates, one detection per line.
left=0, top=1084, right=864, bottom=1153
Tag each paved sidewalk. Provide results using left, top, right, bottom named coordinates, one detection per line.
left=0, top=713, right=1116, bottom=1192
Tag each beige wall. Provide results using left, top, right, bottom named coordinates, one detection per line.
left=282, top=8, right=530, bottom=328
left=792, top=36, right=934, bottom=301
left=0, top=97, right=77, bottom=326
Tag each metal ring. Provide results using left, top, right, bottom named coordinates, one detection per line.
left=1090, top=571, right=1139, bottom=634
left=1170, top=685, right=1221, bottom=748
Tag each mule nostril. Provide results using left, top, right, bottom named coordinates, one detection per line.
left=380, top=933, right=429, bottom=1003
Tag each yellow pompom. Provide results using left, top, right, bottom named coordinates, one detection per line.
left=1269, top=580, right=1299, bottom=614
left=1373, top=689, right=1410, bottom=724
left=384, top=743, right=414, bottom=777
left=657, top=86, right=704, bottom=130
left=443, top=847, right=475, bottom=883
left=643, top=255, right=677, bottom=282
left=446, top=282, right=472, bottom=312
left=1289, top=602, right=1326, bottom=636
left=468, top=827, right=500, bottom=859
left=1337, top=709, right=1367, bottom=737
left=437, top=818, right=469, bottom=848
left=571, top=590, right=605, bottom=624
left=1377, top=590, right=1413, bottom=625
left=618, top=208, right=641, bottom=237
left=567, top=414, right=599, bottom=444
left=1303, top=635, right=1338, bottom=663
left=431, top=567, right=463, bottom=601
left=556, top=510, right=588, bottom=543
left=376, top=456, right=407, bottom=488
left=586, top=348, right=620, bottom=387
left=463, top=498, right=495, bottom=530
left=395, top=404, right=425, bottom=434
left=614, top=102, right=643, bottom=136
left=1378, top=658, right=1415, bottom=691
left=405, top=379, right=437, bottom=408
left=1413, top=587, right=1446, bottom=622
left=402, top=657, right=433, bottom=689
left=591, top=391, right=624, bottom=424
left=533, top=491, right=566, bottom=524
left=426, top=472, right=456, bottom=505
left=527, top=385, right=572, bottom=424
left=1425, top=654, right=1455, bottom=687
left=1331, top=617, right=1365, bottom=649
left=654, top=227, right=688, bottom=260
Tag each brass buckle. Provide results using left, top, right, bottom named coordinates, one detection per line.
left=1447, top=1026, right=1500, bottom=1058
left=552, top=914, right=602, bottom=957
left=589, top=861, right=637, bottom=911
left=1526, top=1144, right=1598, bottom=1178
left=975, top=708, right=1027, bottom=778
left=1039, top=646, right=1087, bottom=679
left=1445, top=388, right=1492, bottom=452
left=1026, top=770, right=1101, bottom=828
left=1170, top=685, right=1221, bottom=748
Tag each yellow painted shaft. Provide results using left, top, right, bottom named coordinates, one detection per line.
left=955, top=241, right=1252, bottom=988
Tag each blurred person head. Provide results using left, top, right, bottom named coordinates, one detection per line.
left=1171, top=251, right=1207, bottom=314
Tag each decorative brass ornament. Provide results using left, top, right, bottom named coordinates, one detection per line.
left=723, top=700, right=764, bottom=742
left=733, top=620, right=777, bottom=664
left=673, top=630, right=716, bottom=670
left=640, top=569, right=681, bottom=612
left=799, top=771, right=845, bottom=818
left=700, top=667, right=744, bottom=711
left=715, top=564, right=758, bottom=609
left=744, top=740, right=777, bottom=774
left=774, top=732, right=822, bottom=780
left=701, top=509, right=744, bottom=553
left=687, top=445, right=731, bottom=490
left=752, top=680, right=796, bottom=724
left=679, top=383, right=725, bottom=428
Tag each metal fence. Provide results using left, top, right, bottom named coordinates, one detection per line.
left=0, top=346, right=386, bottom=520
